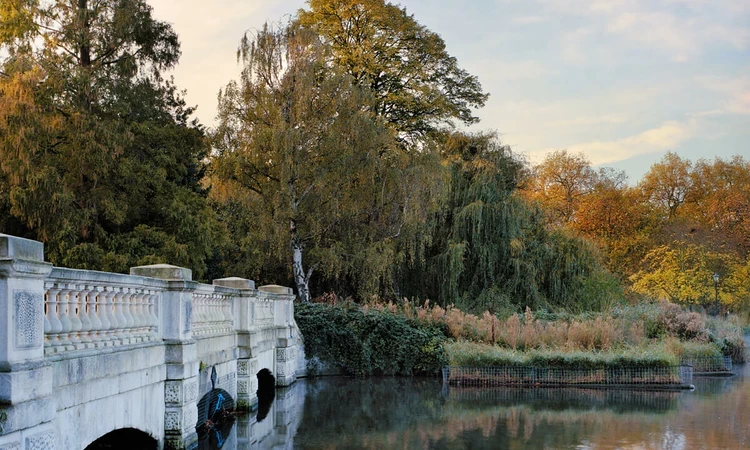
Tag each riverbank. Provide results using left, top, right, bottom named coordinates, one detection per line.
left=294, top=300, right=748, bottom=378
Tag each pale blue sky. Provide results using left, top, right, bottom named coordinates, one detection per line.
left=150, top=0, right=749, bottom=182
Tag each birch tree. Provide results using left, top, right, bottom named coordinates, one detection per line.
left=212, top=23, right=401, bottom=301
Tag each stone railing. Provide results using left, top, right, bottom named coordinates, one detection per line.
left=36, top=262, right=299, bottom=356
left=191, top=283, right=234, bottom=338
left=1, top=233, right=302, bottom=450
left=43, top=268, right=166, bottom=355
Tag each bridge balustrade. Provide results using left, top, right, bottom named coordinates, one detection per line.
left=43, top=269, right=166, bottom=354
left=0, top=233, right=302, bottom=450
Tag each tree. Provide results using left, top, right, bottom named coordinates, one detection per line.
left=640, top=151, right=693, bottom=219
left=298, top=0, right=488, bottom=141
left=398, top=132, right=620, bottom=314
left=212, top=22, right=412, bottom=301
left=0, top=0, right=221, bottom=278
left=687, top=156, right=750, bottom=257
left=630, top=243, right=747, bottom=309
left=525, top=150, right=597, bottom=226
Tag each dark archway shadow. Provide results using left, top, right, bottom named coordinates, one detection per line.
left=84, top=428, right=157, bottom=450
left=256, top=368, right=276, bottom=422
left=196, top=366, right=237, bottom=449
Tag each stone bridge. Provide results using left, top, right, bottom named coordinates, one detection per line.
left=0, top=234, right=304, bottom=450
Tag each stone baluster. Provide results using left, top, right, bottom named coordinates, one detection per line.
left=147, top=289, right=158, bottom=335
left=77, top=284, right=94, bottom=347
left=130, top=287, right=142, bottom=337
left=224, top=295, right=233, bottom=329
left=112, top=287, right=128, bottom=342
left=99, top=286, right=114, bottom=344
left=89, top=285, right=104, bottom=345
left=68, top=284, right=84, bottom=348
left=208, top=293, right=217, bottom=328
left=136, top=289, right=150, bottom=339
left=194, top=293, right=205, bottom=335
left=121, top=287, right=135, bottom=339
left=57, top=283, right=74, bottom=348
left=131, top=289, right=144, bottom=338
left=44, top=283, right=64, bottom=351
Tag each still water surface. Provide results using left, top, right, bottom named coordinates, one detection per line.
left=219, top=363, right=749, bottom=449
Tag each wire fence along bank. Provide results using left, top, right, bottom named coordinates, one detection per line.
left=680, top=356, right=733, bottom=375
left=442, top=365, right=694, bottom=390
left=441, top=386, right=682, bottom=413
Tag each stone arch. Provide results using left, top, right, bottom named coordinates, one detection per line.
left=84, top=428, right=157, bottom=450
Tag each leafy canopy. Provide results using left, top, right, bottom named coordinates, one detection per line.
left=0, top=0, right=221, bottom=278
left=298, top=0, right=488, bottom=141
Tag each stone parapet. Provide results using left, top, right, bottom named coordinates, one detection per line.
left=0, top=234, right=301, bottom=450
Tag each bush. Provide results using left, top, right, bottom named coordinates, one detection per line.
left=295, top=302, right=448, bottom=376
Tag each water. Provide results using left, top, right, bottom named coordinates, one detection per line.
left=218, top=363, right=749, bottom=449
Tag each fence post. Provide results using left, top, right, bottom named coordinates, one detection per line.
left=0, top=234, right=56, bottom=448
left=131, top=264, right=198, bottom=450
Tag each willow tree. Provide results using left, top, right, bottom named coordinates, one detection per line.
left=212, top=22, right=412, bottom=302
left=0, top=0, right=221, bottom=278
left=399, top=132, right=620, bottom=314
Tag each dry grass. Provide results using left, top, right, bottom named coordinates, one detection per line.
left=365, top=299, right=648, bottom=352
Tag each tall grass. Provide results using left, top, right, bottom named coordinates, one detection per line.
left=363, top=298, right=746, bottom=362
left=444, top=341, right=679, bottom=369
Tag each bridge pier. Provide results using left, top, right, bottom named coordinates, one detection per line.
left=130, top=265, right=200, bottom=450
left=0, top=235, right=56, bottom=450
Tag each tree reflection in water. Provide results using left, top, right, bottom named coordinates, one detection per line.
left=288, top=366, right=749, bottom=450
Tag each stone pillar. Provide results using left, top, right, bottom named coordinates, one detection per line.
left=259, top=285, right=298, bottom=387
left=213, top=277, right=257, bottom=411
left=0, top=234, right=56, bottom=450
left=130, top=264, right=198, bottom=450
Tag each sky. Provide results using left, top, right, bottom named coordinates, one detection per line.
left=149, top=0, right=750, bottom=182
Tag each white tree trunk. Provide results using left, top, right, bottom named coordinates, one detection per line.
left=292, top=242, right=311, bottom=302
left=290, top=220, right=311, bottom=302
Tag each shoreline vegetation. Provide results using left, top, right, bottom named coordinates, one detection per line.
left=295, top=299, right=747, bottom=378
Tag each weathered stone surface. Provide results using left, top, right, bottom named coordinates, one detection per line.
left=213, top=277, right=255, bottom=290
left=130, top=264, right=192, bottom=281
left=0, top=364, right=52, bottom=404
left=258, top=285, right=293, bottom=295
left=0, top=235, right=44, bottom=262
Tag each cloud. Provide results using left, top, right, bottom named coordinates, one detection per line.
left=149, top=0, right=307, bottom=125
left=538, top=0, right=750, bottom=61
left=560, top=28, right=594, bottom=65
left=472, top=60, right=554, bottom=82
left=542, top=121, right=695, bottom=165
left=513, top=16, right=549, bottom=24
left=697, top=72, right=750, bottom=115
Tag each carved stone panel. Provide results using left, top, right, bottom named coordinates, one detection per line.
left=185, top=380, right=198, bottom=403
left=165, top=382, right=181, bottom=404
left=25, top=431, right=55, bottom=450
left=165, top=411, right=181, bottom=431
left=237, top=360, right=249, bottom=376
left=0, top=442, right=21, bottom=450
left=14, top=291, right=43, bottom=349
